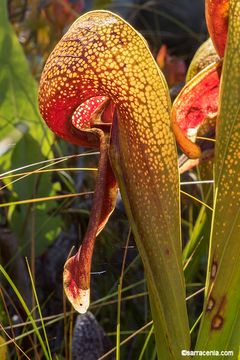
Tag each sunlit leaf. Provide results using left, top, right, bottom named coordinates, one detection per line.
left=0, top=0, right=52, bottom=169
left=196, top=1, right=240, bottom=352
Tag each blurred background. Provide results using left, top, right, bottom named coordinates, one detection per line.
left=8, top=0, right=207, bottom=83
left=1, top=1, right=208, bottom=359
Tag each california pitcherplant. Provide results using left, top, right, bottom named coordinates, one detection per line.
left=37, top=0, right=240, bottom=358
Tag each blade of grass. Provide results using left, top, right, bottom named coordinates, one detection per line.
left=0, top=167, right=97, bottom=181
left=138, top=325, right=154, bottom=360
left=97, top=281, right=205, bottom=359
left=0, top=323, right=30, bottom=359
left=0, top=154, right=93, bottom=191
left=0, top=288, right=20, bottom=358
left=0, top=152, right=99, bottom=179
left=0, top=265, right=51, bottom=360
left=0, top=313, right=69, bottom=348
left=68, top=307, right=74, bottom=360
left=0, top=191, right=94, bottom=208
left=91, top=279, right=145, bottom=306
left=98, top=321, right=153, bottom=360
left=25, top=259, right=52, bottom=360
left=116, top=229, right=131, bottom=360
left=180, top=190, right=213, bottom=211
left=116, top=284, right=121, bottom=360
left=190, top=312, right=203, bottom=335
